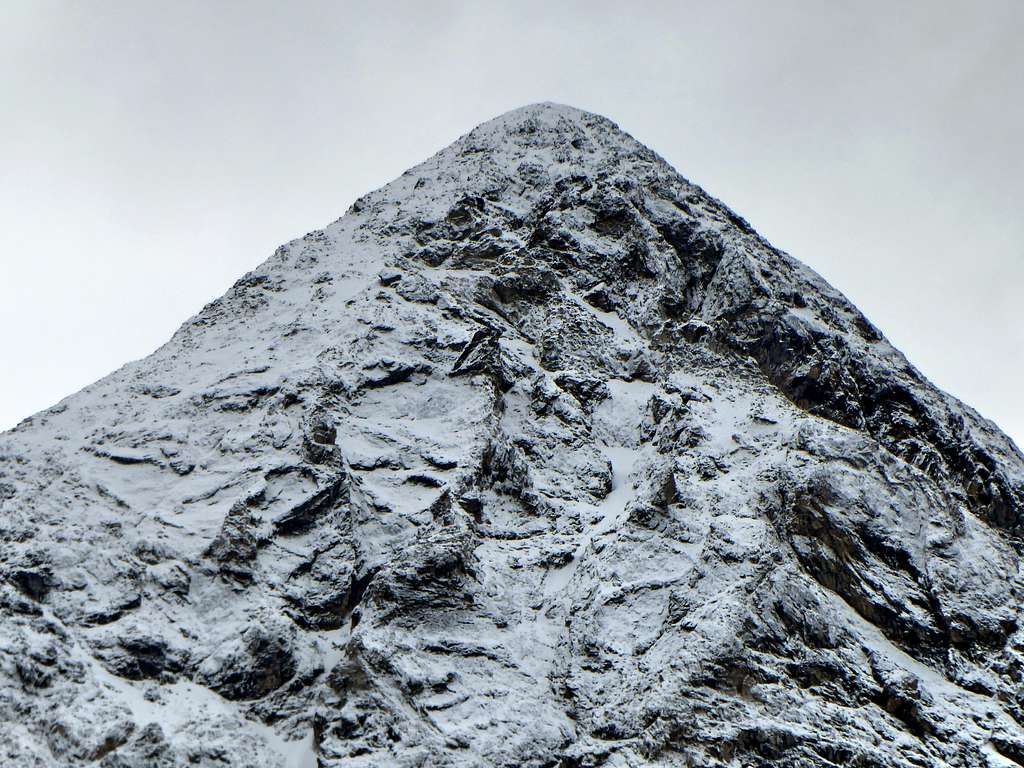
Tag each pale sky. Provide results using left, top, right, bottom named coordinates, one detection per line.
left=1, top=1, right=1021, bottom=446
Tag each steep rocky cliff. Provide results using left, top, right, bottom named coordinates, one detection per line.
left=2, top=103, right=1023, bottom=767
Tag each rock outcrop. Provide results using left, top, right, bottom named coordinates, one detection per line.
left=2, top=103, right=1023, bottom=767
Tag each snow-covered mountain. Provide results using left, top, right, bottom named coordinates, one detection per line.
left=3, top=103, right=1023, bottom=767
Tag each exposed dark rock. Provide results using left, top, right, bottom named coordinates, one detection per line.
left=205, top=500, right=260, bottom=583
left=195, top=624, right=297, bottom=701
left=450, top=328, right=519, bottom=392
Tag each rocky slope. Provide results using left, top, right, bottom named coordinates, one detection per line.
left=2, top=103, right=1024, bottom=767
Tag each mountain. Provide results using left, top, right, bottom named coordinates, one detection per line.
left=2, top=103, right=1024, bottom=768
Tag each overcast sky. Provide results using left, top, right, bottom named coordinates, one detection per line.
left=2, top=1, right=1021, bottom=446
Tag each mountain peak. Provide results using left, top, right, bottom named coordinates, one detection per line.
left=346, top=102, right=664, bottom=245
left=480, top=100, right=603, bottom=124
left=467, top=101, right=620, bottom=139
left=455, top=101, right=641, bottom=161
left=3, top=108, right=1024, bottom=767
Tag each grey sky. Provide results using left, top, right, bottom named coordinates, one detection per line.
left=2, top=1, right=1021, bottom=446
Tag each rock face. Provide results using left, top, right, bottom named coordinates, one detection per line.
left=2, top=103, right=1024, bottom=767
